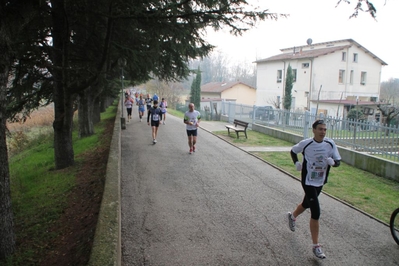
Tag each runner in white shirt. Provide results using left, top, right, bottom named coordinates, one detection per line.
left=287, top=119, right=341, bottom=259
left=183, top=103, right=201, bottom=154
left=124, top=95, right=134, bottom=122
left=160, top=98, right=168, bottom=125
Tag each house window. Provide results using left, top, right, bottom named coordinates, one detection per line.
left=342, top=52, right=346, bottom=61
left=277, top=70, right=282, bottom=83
left=292, top=69, right=297, bottom=82
left=338, top=70, right=345, bottom=84
left=302, top=63, right=309, bottom=68
left=360, top=71, right=367, bottom=85
left=353, top=53, right=358, bottom=63
left=350, top=70, right=354, bottom=84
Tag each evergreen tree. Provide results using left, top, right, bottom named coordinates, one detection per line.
left=190, top=67, right=201, bottom=109
left=283, top=64, right=294, bottom=110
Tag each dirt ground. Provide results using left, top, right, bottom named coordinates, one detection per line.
left=38, top=119, right=114, bottom=266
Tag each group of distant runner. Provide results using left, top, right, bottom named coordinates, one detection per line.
left=124, top=92, right=200, bottom=152
left=124, top=92, right=167, bottom=122
left=124, top=92, right=168, bottom=144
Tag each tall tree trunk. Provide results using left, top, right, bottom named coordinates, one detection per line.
left=0, top=38, right=16, bottom=260
left=51, top=0, right=75, bottom=169
left=93, top=95, right=101, bottom=124
left=53, top=87, right=75, bottom=169
left=100, top=95, right=107, bottom=112
left=78, top=88, right=95, bottom=138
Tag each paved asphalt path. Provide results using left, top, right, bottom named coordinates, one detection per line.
left=121, top=109, right=399, bottom=266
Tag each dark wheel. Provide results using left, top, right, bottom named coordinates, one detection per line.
left=390, top=208, right=399, bottom=245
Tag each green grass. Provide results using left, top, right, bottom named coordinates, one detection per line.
left=214, top=130, right=292, bottom=147
left=167, top=108, right=185, bottom=119
left=5, top=102, right=117, bottom=265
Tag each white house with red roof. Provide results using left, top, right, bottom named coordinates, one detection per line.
left=254, top=39, right=387, bottom=119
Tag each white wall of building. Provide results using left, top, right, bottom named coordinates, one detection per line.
left=221, top=84, right=256, bottom=106
left=202, top=84, right=256, bottom=106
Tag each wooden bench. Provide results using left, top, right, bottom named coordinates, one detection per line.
left=225, top=119, right=249, bottom=139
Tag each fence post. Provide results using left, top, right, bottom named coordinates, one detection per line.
left=304, top=111, right=310, bottom=139
left=228, top=101, right=233, bottom=123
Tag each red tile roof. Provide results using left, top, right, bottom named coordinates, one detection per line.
left=255, top=39, right=387, bottom=65
left=201, top=81, right=254, bottom=93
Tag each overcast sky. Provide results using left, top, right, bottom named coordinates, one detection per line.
left=205, top=0, right=398, bottom=82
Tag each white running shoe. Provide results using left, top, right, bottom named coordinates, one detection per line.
left=287, top=212, right=296, bottom=232
left=312, top=245, right=326, bottom=259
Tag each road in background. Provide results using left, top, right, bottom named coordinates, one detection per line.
left=121, top=110, right=399, bottom=265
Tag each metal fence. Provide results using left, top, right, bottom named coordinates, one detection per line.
left=219, top=101, right=399, bottom=162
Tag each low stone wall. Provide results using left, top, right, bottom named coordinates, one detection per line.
left=88, top=105, right=121, bottom=266
left=252, top=124, right=399, bottom=182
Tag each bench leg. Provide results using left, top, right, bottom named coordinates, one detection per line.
left=236, top=131, right=239, bottom=139
left=227, top=128, right=230, bottom=136
left=244, top=131, right=247, bottom=139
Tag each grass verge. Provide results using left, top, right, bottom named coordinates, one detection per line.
left=4, top=102, right=117, bottom=265
left=167, top=108, right=185, bottom=119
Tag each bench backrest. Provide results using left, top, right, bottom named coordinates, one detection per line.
left=233, top=119, right=248, bottom=128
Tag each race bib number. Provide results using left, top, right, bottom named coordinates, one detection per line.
left=153, top=114, right=159, bottom=121
left=309, top=166, right=326, bottom=180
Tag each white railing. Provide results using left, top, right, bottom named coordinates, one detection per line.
left=217, top=101, right=399, bottom=162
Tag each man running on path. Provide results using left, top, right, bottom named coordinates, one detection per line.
left=138, top=95, right=146, bottom=122
left=288, top=119, right=341, bottom=259
left=183, top=103, right=201, bottom=154
left=147, top=100, right=162, bottom=144
left=145, top=94, right=153, bottom=113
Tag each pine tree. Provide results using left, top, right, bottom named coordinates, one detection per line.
left=190, top=67, right=201, bottom=109
left=283, top=64, right=294, bottom=110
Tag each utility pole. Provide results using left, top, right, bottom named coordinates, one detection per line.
left=118, top=58, right=127, bottom=130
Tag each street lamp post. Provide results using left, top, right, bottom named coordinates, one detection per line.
left=118, top=58, right=127, bottom=130
left=353, top=96, right=359, bottom=145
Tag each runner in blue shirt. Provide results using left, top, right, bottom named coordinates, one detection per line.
left=137, top=95, right=145, bottom=122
